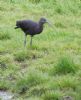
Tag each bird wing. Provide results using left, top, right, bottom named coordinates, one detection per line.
left=20, top=20, right=37, bottom=29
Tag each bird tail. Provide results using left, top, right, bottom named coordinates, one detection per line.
left=14, top=26, right=19, bottom=29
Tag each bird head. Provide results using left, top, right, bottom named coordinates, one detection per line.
left=39, top=18, right=47, bottom=24
left=39, top=18, right=52, bottom=27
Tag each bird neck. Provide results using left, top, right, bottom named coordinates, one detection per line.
left=39, top=22, right=44, bottom=29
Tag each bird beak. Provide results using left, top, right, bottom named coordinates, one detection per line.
left=46, top=20, right=53, bottom=27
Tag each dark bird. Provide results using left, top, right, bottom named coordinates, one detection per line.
left=15, top=18, right=51, bottom=47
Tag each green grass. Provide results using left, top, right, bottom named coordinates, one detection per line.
left=42, top=91, right=62, bottom=100
left=0, top=0, right=81, bottom=99
left=50, top=55, right=78, bottom=75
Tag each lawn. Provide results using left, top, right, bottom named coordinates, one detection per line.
left=0, top=0, right=81, bottom=99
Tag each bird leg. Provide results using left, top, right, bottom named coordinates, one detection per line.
left=24, top=34, right=27, bottom=47
left=30, top=36, right=33, bottom=46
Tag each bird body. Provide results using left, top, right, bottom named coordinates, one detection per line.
left=15, top=18, right=50, bottom=47
left=15, top=20, right=43, bottom=36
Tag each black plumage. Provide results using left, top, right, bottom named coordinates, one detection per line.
left=15, top=18, right=50, bottom=47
